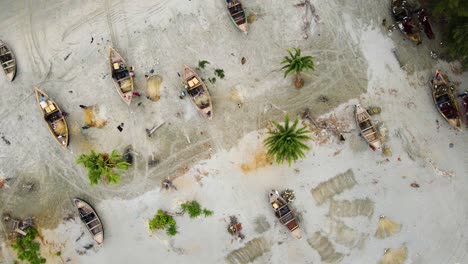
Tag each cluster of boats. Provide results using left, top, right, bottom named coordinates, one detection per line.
left=391, top=0, right=435, bottom=45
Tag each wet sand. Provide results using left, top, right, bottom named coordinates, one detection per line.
left=1, top=0, right=467, bottom=263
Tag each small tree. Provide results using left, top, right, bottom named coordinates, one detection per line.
left=264, top=115, right=311, bottom=166
left=76, top=150, right=130, bottom=185
left=180, top=201, right=213, bottom=218
left=12, top=227, right=46, bottom=264
left=149, top=210, right=177, bottom=236
left=281, top=48, right=315, bottom=88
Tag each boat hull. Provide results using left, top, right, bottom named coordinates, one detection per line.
left=109, top=47, right=134, bottom=105
left=74, top=198, right=104, bottom=245
left=430, top=70, right=462, bottom=130
left=0, top=40, right=16, bottom=82
left=34, top=87, right=69, bottom=148
left=182, top=65, right=213, bottom=119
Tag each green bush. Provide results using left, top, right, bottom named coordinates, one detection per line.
left=12, top=227, right=46, bottom=264
left=149, top=210, right=177, bottom=236
left=180, top=201, right=213, bottom=218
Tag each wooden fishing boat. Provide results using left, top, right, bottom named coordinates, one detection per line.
left=0, top=40, right=16, bottom=81
left=34, top=87, right=69, bottom=148
left=109, top=47, right=134, bottom=105
left=417, top=9, right=434, bottom=39
left=182, top=65, right=213, bottom=119
left=74, top=198, right=104, bottom=245
left=391, top=0, right=422, bottom=45
left=226, top=0, right=247, bottom=33
left=429, top=70, right=462, bottom=130
left=355, top=104, right=381, bottom=150
left=269, top=190, right=301, bottom=239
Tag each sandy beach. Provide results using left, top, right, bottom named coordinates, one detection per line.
left=1, top=0, right=467, bottom=263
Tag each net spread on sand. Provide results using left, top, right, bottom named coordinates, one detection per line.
left=329, top=198, right=375, bottom=218
left=379, top=245, right=408, bottom=264
left=307, top=231, right=344, bottom=263
left=329, top=219, right=367, bottom=249
left=54, top=120, right=67, bottom=135
left=225, top=238, right=270, bottom=264
left=311, top=169, right=357, bottom=205
left=83, top=106, right=107, bottom=128
left=375, top=216, right=402, bottom=239
left=146, top=75, right=162, bottom=102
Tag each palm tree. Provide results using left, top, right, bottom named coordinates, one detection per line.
left=264, top=115, right=312, bottom=166
left=76, top=150, right=130, bottom=185
left=281, top=48, right=315, bottom=88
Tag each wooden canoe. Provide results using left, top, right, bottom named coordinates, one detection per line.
left=355, top=104, right=381, bottom=150
left=0, top=40, right=16, bottom=81
left=226, top=0, right=248, bottom=33
left=183, top=65, right=213, bottom=120
left=391, top=0, right=422, bottom=45
left=109, top=47, right=134, bottom=105
left=34, top=87, right=69, bottom=148
left=269, top=190, right=301, bottom=239
left=74, top=198, right=104, bottom=245
left=430, top=70, right=462, bottom=130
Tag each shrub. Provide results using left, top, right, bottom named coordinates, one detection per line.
left=12, top=227, right=46, bottom=264
left=181, top=201, right=213, bottom=218
left=149, top=210, right=177, bottom=236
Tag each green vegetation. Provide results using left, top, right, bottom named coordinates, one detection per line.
left=198, top=60, right=210, bottom=69
left=149, top=210, right=177, bottom=236
left=12, top=227, right=46, bottom=264
left=214, top=69, right=225, bottom=79
left=208, top=77, right=216, bottom=84
left=264, top=115, right=312, bottom=166
left=281, top=48, right=315, bottom=88
left=429, top=0, right=468, bottom=66
left=76, top=150, right=130, bottom=185
left=180, top=201, right=213, bottom=218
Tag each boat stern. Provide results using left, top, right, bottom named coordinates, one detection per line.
left=94, top=233, right=104, bottom=245
left=291, top=228, right=302, bottom=239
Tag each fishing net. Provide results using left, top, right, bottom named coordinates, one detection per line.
left=329, top=198, right=375, bottom=218
left=83, top=106, right=107, bottom=128
left=121, top=79, right=132, bottom=93
left=225, top=238, right=270, bottom=264
left=54, top=120, right=67, bottom=135
left=311, top=169, right=356, bottom=205
left=379, top=245, right=408, bottom=264
left=307, top=232, right=344, bottom=263
left=375, top=216, right=401, bottom=239
left=146, top=75, right=162, bottom=102
left=329, top=219, right=367, bottom=249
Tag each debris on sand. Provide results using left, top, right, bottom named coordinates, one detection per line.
left=395, top=129, right=421, bottom=161
left=311, top=169, right=357, bottom=205
left=410, top=182, right=420, bottom=188
left=225, top=237, right=270, bottom=264
left=329, top=219, right=367, bottom=249
left=254, top=215, right=270, bottom=234
left=302, top=109, right=350, bottom=145
left=240, top=148, right=273, bottom=174
left=379, top=245, right=407, bottom=264
left=367, top=106, right=382, bottom=115
left=227, top=216, right=245, bottom=241
left=382, top=145, right=392, bottom=157
left=123, top=145, right=134, bottom=164
left=329, top=198, right=375, bottom=218
left=294, top=0, right=321, bottom=39
left=241, top=57, right=246, bottom=65
left=83, top=105, right=108, bottom=128
left=146, top=75, right=162, bottom=102
left=375, top=215, right=401, bottom=239
left=307, top=231, right=344, bottom=263
left=147, top=154, right=159, bottom=168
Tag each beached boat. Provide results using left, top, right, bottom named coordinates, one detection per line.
left=0, top=40, right=16, bottom=81
left=430, top=70, right=462, bottom=130
left=226, top=0, right=247, bottom=33
left=34, top=87, right=69, bottom=148
left=74, top=198, right=104, bottom=245
left=269, top=190, right=301, bottom=239
left=355, top=104, right=381, bottom=150
left=109, top=47, right=134, bottom=105
left=391, top=0, right=422, bottom=45
left=417, top=9, right=434, bottom=39
left=182, top=65, right=213, bottom=119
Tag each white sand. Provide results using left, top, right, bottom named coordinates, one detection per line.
left=35, top=27, right=468, bottom=263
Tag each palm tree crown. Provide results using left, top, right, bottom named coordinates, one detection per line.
left=281, top=48, right=315, bottom=78
left=264, top=115, right=312, bottom=166
left=76, top=150, right=130, bottom=185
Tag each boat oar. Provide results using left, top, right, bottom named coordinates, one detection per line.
left=146, top=121, right=166, bottom=137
